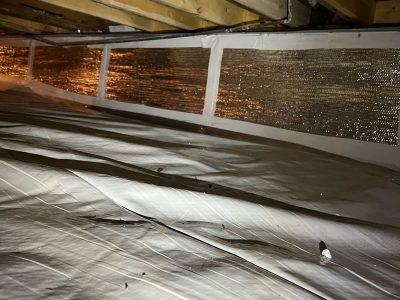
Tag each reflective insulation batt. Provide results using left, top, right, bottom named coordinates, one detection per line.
left=106, top=48, right=210, bottom=114
left=32, top=46, right=102, bottom=96
left=0, top=88, right=399, bottom=299
left=217, top=49, right=400, bottom=144
left=0, top=46, right=29, bottom=78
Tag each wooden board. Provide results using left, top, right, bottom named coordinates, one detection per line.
left=374, top=0, right=400, bottom=23
left=319, top=0, right=376, bottom=24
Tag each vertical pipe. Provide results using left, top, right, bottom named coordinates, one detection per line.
left=202, top=42, right=223, bottom=125
left=27, top=40, right=36, bottom=79
left=97, top=45, right=110, bottom=100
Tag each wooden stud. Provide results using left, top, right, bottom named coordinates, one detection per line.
left=0, top=1, right=92, bottom=32
left=374, top=0, right=400, bottom=23
left=230, top=0, right=287, bottom=20
left=318, top=0, right=376, bottom=24
left=0, top=20, right=42, bottom=33
left=34, top=0, right=177, bottom=32
left=12, top=0, right=114, bottom=32
left=93, top=0, right=215, bottom=30
left=152, top=0, right=260, bottom=26
left=0, top=13, right=68, bottom=33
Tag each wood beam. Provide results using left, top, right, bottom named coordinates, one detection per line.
left=0, top=13, right=68, bottom=33
left=230, top=0, right=287, bottom=20
left=6, top=0, right=113, bottom=32
left=152, top=0, right=260, bottom=26
left=0, top=20, right=41, bottom=34
left=93, top=0, right=215, bottom=30
left=318, top=0, right=376, bottom=24
left=0, top=2, right=79, bottom=32
left=34, top=0, right=177, bottom=32
left=374, top=0, right=400, bottom=23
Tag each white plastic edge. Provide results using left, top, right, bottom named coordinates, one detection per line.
left=203, top=39, right=223, bottom=125
left=97, top=45, right=110, bottom=100
left=92, top=31, right=400, bottom=50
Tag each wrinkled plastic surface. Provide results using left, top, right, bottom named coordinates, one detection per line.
left=0, top=89, right=399, bottom=299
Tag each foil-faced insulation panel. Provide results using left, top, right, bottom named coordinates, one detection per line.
left=0, top=46, right=29, bottom=78
left=217, top=49, right=400, bottom=144
left=106, top=48, right=210, bottom=114
left=33, top=47, right=102, bottom=96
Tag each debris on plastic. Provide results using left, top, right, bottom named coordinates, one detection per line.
left=319, top=241, right=332, bottom=265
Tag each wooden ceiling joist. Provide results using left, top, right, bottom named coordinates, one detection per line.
left=0, top=20, right=42, bottom=34
left=93, top=0, right=215, bottom=30
left=0, top=13, right=68, bottom=33
left=0, top=2, right=78, bottom=32
left=231, top=0, right=288, bottom=20
left=318, top=0, right=376, bottom=24
left=8, top=0, right=114, bottom=32
left=35, top=0, right=177, bottom=32
left=152, top=0, right=260, bottom=26
left=1, top=0, right=396, bottom=36
left=374, top=0, right=400, bottom=23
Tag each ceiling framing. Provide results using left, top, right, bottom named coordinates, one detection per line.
left=0, top=0, right=399, bottom=35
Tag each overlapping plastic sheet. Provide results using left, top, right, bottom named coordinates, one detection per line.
left=0, top=87, right=400, bottom=299
left=32, top=46, right=102, bottom=96
left=217, top=49, right=400, bottom=144
left=106, top=48, right=210, bottom=114
left=0, top=46, right=29, bottom=78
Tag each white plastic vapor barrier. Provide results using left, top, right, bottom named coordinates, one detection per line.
left=0, top=87, right=399, bottom=300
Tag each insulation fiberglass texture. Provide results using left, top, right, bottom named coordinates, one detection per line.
left=106, top=48, right=210, bottom=114
left=0, top=46, right=29, bottom=78
left=217, top=49, right=400, bottom=145
left=33, top=47, right=102, bottom=96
